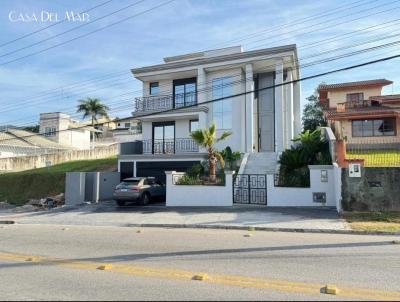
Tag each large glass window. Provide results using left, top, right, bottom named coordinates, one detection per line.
left=352, top=118, right=396, bottom=137
left=173, top=78, right=197, bottom=108
left=150, top=82, right=159, bottom=95
left=212, top=77, right=233, bottom=130
left=153, top=122, right=175, bottom=154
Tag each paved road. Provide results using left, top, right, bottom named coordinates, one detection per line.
left=0, top=224, right=399, bottom=300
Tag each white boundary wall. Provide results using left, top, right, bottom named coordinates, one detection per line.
left=267, top=165, right=342, bottom=211
left=166, top=171, right=234, bottom=207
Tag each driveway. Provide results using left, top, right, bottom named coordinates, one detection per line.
left=0, top=201, right=349, bottom=231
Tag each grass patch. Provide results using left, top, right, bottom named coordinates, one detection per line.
left=347, top=151, right=400, bottom=167
left=0, top=157, right=117, bottom=206
left=343, top=212, right=400, bottom=233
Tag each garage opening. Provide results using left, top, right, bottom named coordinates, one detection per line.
left=136, top=161, right=200, bottom=184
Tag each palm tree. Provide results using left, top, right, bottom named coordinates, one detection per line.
left=190, top=123, right=232, bottom=182
left=76, top=98, right=110, bottom=127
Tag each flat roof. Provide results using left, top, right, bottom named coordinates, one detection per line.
left=131, top=44, right=298, bottom=75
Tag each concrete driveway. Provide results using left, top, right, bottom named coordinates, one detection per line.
left=1, top=201, right=349, bottom=231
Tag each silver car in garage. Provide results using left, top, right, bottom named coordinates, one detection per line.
left=113, top=177, right=165, bottom=206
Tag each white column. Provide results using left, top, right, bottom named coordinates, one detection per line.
left=286, top=70, right=294, bottom=147
left=293, top=81, right=302, bottom=137
left=245, top=64, right=254, bottom=153
left=275, top=61, right=284, bottom=152
left=197, top=67, right=206, bottom=104
left=198, top=111, right=207, bottom=153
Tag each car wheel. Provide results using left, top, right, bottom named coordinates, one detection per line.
left=116, top=200, right=125, bottom=207
left=141, top=193, right=150, bottom=205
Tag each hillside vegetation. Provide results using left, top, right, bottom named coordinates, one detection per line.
left=0, top=157, right=117, bottom=206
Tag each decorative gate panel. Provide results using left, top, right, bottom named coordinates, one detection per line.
left=233, top=174, right=267, bottom=205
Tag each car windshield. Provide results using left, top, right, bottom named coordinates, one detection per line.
left=121, top=180, right=140, bottom=186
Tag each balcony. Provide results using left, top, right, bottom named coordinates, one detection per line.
left=336, top=99, right=380, bottom=112
left=143, top=138, right=199, bottom=154
left=119, top=138, right=199, bottom=155
left=134, top=94, right=197, bottom=113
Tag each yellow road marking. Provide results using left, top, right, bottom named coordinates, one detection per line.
left=0, top=252, right=399, bottom=300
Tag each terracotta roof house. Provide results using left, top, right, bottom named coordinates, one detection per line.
left=318, top=79, right=400, bottom=150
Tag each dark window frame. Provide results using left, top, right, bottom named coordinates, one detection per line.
left=152, top=121, right=176, bottom=154
left=346, top=92, right=364, bottom=102
left=173, top=77, right=197, bottom=109
left=149, top=82, right=159, bottom=95
left=189, top=119, right=199, bottom=133
left=351, top=117, right=396, bottom=137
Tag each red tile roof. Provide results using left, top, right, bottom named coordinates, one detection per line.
left=318, top=79, right=393, bottom=91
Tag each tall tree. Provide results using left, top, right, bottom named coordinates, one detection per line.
left=302, top=91, right=327, bottom=132
left=190, top=123, right=231, bottom=182
left=76, top=98, right=110, bottom=127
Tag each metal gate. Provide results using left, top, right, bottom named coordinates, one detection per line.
left=233, top=174, right=267, bottom=205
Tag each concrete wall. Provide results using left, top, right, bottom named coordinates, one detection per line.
left=166, top=171, right=234, bottom=206
left=65, top=171, right=120, bottom=205
left=341, top=167, right=400, bottom=211
left=0, top=144, right=118, bottom=172
left=65, top=172, right=86, bottom=206
left=267, top=165, right=341, bottom=209
left=98, top=172, right=120, bottom=201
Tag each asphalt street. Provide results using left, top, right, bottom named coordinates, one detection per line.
left=0, top=224, right=399, bottom=300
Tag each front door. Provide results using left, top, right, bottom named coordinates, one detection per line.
left=258, top=73, right=275, bottom=152
left=152, top=122, right=175, bottom=154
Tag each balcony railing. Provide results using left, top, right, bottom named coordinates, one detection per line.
left=134, top=95, right=173, bottom=112
left=143, top=138, right=199, bottom=154
left=134, top=94, right=197, bottom=113
left=336, top=99, right=380, bottom=112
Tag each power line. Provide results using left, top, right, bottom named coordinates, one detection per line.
left=0, top=0, right=176, bottom=66
left=2, top=1, right=399, bottom=112
left=209, top=0, right=371, bottom=48
left=0, top=0, right=148, bottom=59
left=246, top=0, right=400, bottom=50
left=4, top=35, right=400, bottom=126
left=0, top=0, right=116, bottom=48
left=1, top=53, right=399, bottom=144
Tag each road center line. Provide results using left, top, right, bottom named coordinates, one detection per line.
left=0, top=252, right=399, bottom=300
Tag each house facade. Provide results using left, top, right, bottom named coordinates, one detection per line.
left=118, top=45, right=301, bottom=181
left=39, top=112, right=92, bottom=150
left=318, top=79, right=400, bottom=148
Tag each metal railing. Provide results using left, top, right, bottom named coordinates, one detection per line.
left=134, top=94, right=198, bottom=112
left=134, top=95, right=173, bottom=112
left=142, top=138, right=199, bottom=154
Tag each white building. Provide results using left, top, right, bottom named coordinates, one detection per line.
left=39, top=112, right=91, bottom=150
left=118, top=45, right=301, bottom=181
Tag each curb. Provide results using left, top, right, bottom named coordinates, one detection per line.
left=125, top=223, right=400, bottom=236
left=0, top=221, right=15, bottom=224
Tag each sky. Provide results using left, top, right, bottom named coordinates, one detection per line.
left=0, top=0, right=400, bottom=127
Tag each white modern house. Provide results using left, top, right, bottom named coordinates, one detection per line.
left=118, top=45, right=301, bottom=181
left=39, top=112, right=93, bottom=150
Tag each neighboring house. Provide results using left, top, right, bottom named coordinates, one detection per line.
left=318, top=79, right=400, bottom=148
left=39, top=112, right=94, bottom=150
left=112, top=118, right=142, bottom=143
left=118, top=45, right=301, bottom=181
left=0, top=128, right=71, bottom=158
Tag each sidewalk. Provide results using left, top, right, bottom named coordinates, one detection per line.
left=0, top=201, right=349, bottom=232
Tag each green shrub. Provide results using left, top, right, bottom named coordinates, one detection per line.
left=278, top=129, right=331, bottom=187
